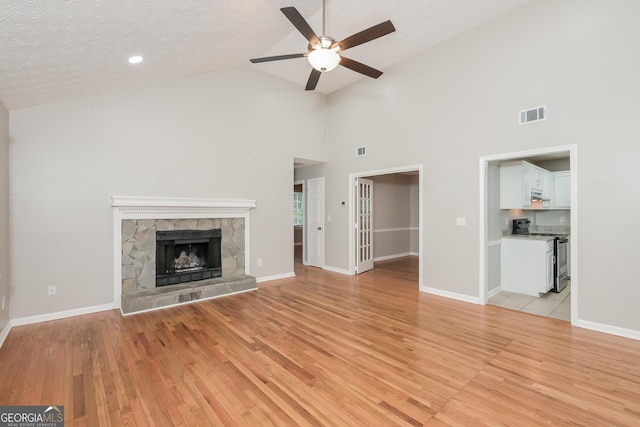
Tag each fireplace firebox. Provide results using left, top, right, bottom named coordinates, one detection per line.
left=156, top=229, right=222, bottom=287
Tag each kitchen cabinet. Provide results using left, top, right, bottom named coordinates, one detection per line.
left=500, top=161, right=551, bottom=209
left=501, top=237, right=554, bottom=296
left=530, top=166, right=547, bottom=191
left=552, top=171, right=571, bottom=208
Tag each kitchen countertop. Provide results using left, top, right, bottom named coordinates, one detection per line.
left=502, top=234, right=556, bottom=241
left=530, top=227, right=571, bottom=236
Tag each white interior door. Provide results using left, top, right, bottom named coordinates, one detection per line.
left=356, top=178, right=374, bottom=274
left=307, top=177, right=324, bottom=268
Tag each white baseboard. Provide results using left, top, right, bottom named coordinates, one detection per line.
left=256, top=272, right=295, bottom=283
left=374, top=252, right=418, bottom=262
left=487, top=287, right=502, bottom=299
left=0, top=321, right=11, bottom=349
left=421, top=286, right=481, bottom=305
left=322, top=265, right=352, bottom=275
left=11, top=303, right=115, bottom=327
left=573, top=318, right=640, bottom=341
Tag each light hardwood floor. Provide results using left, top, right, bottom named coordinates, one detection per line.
left=1, top=257, right=639, bottom=426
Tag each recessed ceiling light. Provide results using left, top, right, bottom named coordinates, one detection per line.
left=128, top=56, right=143, bottom=64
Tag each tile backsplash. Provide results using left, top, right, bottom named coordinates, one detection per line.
left=501, top=209, right=570, bottom=234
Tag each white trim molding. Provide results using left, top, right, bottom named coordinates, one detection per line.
left=322, top=265, right=352, bottom=275
left=0, top=321, right=12, bottom=349
left=112, top=196, right=256, bottom=210
left=373, top=227, right=419, bottom=233
left=112, top=196, right=257, bottom=309
left=573, top=319, right=640, bottom=342
left=421, top=286, right=481, bottom=305
left=11, top=303, right=114, bottom=327
left=256, top=272, right=296, bottom=283
left=374, top=252, right=418, bottom=262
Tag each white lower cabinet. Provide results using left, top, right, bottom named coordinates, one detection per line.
left=501, top=237, right=554, bottom=296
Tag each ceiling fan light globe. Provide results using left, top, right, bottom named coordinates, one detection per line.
left=308, top=48, right=340, bottom=72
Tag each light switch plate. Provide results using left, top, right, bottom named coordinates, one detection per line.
left=456, top=217, right=466, bottom=226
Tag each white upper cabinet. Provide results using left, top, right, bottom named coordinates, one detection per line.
left=499, top=160, right=552, bottom=209
left=552, top=171, right=571, bottom=208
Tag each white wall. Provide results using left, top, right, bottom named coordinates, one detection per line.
left=0, top=100, right=9, bottom=331
left=367, top=174, right=417, bottom=260
left=9, top=67, right=328, bottom=319
left=6, top=0, right=640, bottom=337
left=306, top=0, right=640, bottom=332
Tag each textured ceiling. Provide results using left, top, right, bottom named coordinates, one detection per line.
left=0, top=0, right=530, bottom=110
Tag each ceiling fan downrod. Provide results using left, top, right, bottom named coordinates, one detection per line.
left=322, top=0, right=327, bottom=36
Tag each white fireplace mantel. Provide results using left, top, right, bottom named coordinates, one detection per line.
left=112, top=196, right=256, bottom=310
left=112, top=196, right=256, bottom=212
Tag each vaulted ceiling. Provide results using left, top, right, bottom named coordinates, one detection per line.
left=0, top=0, right=530, bottom=110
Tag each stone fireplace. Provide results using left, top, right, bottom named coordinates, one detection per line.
left=112, top=197, right=257, bottom=314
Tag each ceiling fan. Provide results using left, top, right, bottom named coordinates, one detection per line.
left=250, top=0, right=396, bottom=91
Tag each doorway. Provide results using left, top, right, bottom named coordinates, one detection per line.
left=479, top=144, right=578, bottom=324
left=348, top=165, right=423, bottom=289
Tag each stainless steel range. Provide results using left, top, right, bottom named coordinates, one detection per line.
left=511, top=219, right=569, bottom=293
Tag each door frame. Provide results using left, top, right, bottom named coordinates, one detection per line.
left=348, top=164, right=423, bottom=289
left=479, top=144, right=578, bottom=325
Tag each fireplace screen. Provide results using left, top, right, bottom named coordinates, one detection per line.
left=156, top=229, right=222, bottom=286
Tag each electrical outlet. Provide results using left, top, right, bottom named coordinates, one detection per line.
left=456, top=217, right=466, bottom=226
left=257, top=259, right=263, bottom=267
left=47, top=285, right=56, bottom=296
left=559, top=216, right=566, bottom=223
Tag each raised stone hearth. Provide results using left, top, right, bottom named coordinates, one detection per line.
left=121, top=275, right=256, bottom=314
left=112, top=197, right=257, bottom=315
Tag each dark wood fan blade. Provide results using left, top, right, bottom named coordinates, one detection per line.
left=250, top=53, right=306, bottom=63
left=339, top=56, right=383, bottom=79
left=305, top=69, right=322, bottom=91
left=333, top=20, right=396, bottom=52
left=281, top=7, right=319, bottom=45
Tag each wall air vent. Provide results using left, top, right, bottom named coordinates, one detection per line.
left=355, top=146, right=367, bottom=157
left=518, top=105, right=547, bottom=125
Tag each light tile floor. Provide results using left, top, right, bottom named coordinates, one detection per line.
left=489, top=281, right=571, bottom=321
